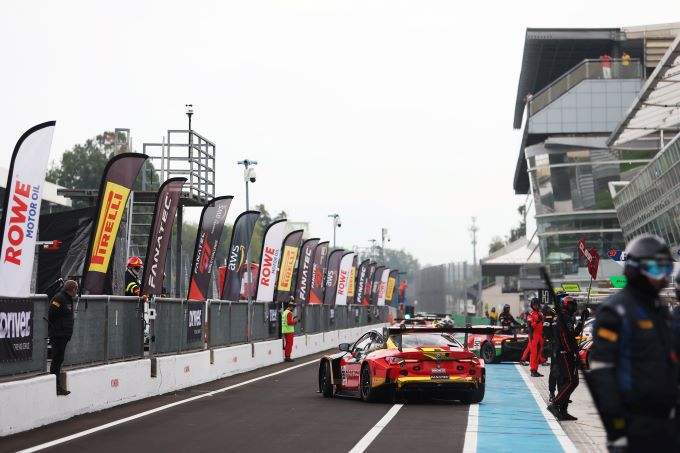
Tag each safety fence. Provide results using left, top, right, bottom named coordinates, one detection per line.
left=0, top=296, right=391, bottom=379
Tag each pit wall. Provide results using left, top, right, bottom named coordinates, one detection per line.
left=0, top=325, right=384, bottom=437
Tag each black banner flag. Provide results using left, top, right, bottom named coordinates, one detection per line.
left=0, top=299, right=33, bottom=362
left=187, top=196, right=233, bottom=301
left=222, top=210, right=260, bottom=301
left=141, top=177, right=186, bottom=295
left=363, top=262, right=377, bottom=305
left=323, top=249, right=345, bottom=305
left=82, top=153, right=148, bottom=295
left=309, top=241, right=329, bottom=304
left=294, top=238, right=319, bottom=304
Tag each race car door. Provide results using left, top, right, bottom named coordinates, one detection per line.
left=341, top=333, right=373, bottom=390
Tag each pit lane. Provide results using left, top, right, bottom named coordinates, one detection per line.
left=2, top=352, right=575, bottom=453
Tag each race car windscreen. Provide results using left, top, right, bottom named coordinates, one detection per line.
left=390, top=333, right=462, bottom=349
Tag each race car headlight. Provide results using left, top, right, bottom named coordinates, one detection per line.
left=384, top=357, right=403, bottom=365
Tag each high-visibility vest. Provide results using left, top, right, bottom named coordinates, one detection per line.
left=282, top=309, right=295, bottom=334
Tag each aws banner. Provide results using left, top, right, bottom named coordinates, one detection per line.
left=186, top=196, right=233, bottom=301
left=386, top=270, right=398, bottom=305
left=308, top=241, right=329, bottom=304
left=141, top=177, right=186, bottom=295
left=0, top=299, right=34, bottom=361
left=82, top=153, right=148, bottom=295
left=377, top=268, right=390, bottom=306
left=334, top=253, right=355, bottom=306
left=0, top=122, right=56, bottom=298
left=294, top=238, right=319, bottom=304
left=222, top=211, right=260, bottom=301
left=275, top=229, right=304, bottom=302
left=354, top=259, right=370, bottom=305
left=255, top=219, right=287, bottom=302
left=323, top=249, right=345, bottom=305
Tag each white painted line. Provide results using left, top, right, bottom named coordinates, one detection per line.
left=348, top=404, right=404, bottom=453
left=18, top=359, right=319, bottom=453
left=515, top=364, right=579, bottom=453
left=462, top=403, right=479, bottom=453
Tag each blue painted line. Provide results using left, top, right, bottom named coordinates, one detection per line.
left=476, top=364, right=563, bottom=453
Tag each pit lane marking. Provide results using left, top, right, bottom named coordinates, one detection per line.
left=17, top=359, right=319, bottom=453
left=515, top=364, right=578, bottom=453
left=348, top=404, right=404, bottom=453
left=462, top=403, right=479, bottom=452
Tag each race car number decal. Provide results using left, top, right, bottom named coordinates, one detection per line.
left=340, top=366, right=359, bottom=385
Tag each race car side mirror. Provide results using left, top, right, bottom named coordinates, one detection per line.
left=339, top=343, right=350, bottom=352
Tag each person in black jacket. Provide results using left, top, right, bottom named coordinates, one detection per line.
left=499, top=304, right=521, bottom=329
left=48, top=280, right=78, bottom=396
left=588, top=235, right=678, bottom=452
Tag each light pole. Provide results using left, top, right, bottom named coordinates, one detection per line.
left=238, top=159, right=258, bottom=304
left=328, top=213, right=341, bottom=248
left=369, top=239, right=378, bottom=261
left=469, top=217, right=480, bottom=317
left=381, top=228, right=390, bottom=262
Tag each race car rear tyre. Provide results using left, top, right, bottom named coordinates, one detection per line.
left=319, top=360, right=333, bottom=397
left=462, top=383, right=485, bottom=404
left=360, top=365, right=376, bottom=402
left=481, top=342, right=497, bottom=364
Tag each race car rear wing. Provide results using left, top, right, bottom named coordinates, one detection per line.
left=384, top=325, right=500, bottom=352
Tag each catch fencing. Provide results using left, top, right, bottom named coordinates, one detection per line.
left=0, top=295, right=390, bottom=379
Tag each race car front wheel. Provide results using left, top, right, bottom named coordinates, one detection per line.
left=481, top=342, right=497, bottom=363
left=318, top=360, right=333, bottom=397
left=360, top=365, right=376, bottom=402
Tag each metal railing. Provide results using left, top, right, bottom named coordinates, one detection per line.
left=529, top=59, right=643, bottom=117
left=1, top=296, right=390, bottom=379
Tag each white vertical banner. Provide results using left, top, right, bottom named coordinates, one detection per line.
left=377, top=268, right=391, bottom=306
left=254, top=219, right=287, bottom=301
left=0, top=122, right=56, bottom=298
left=335, top=252, right=354, bottom=306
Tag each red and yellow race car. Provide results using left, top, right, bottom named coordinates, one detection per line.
left=454, top=325, right=529, bottom=364
left=317, top=326, right=486, bottom=403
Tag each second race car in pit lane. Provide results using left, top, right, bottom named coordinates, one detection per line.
left=317, top=326, right=486, bottom=403
left=454, top=325, right=530, bottom=364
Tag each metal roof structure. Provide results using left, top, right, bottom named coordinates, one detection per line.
left=608, top=34, right=680, bottom=147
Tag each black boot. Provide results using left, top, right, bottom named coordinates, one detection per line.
left=56, top=385, right=70, bottom=396
left=530, top=370, right=544, bottom=377
left=561, top=403, right=577, bottom=421
left=547, top=403, right=564, bottom=420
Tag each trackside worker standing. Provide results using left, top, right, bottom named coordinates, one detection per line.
left=588, top=235, right=678, bottom=452
left=527, top=298, right=545, bottom=377
left=282, top=301, right=299, bottom=362
left=125, top=256, right=144, bottom=297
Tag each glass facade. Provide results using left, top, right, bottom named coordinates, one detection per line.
left=526, top=141, right=653, bottom=276
left=614, top=133, right=680, bottom=253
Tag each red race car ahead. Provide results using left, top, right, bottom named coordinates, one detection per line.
left=317, top=326, right=488, bottom=403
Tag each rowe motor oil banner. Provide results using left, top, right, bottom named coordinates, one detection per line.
left=275, top=229, right=304, bottom=303
left=308, top=241, right=329, bottom=304
left=82, top=153, right=148, bottom=295
left=294, top=238, right=319, bottom=304
left=377, top=267, right=391, bottom=306
left=141, top=177, right=186, bottom=295
left=323, top=249, right=345, bottom=305
left=254, top=219, right=287, bottom=302
left=334, top=252, right=355, bottom=306
left=186, top=196, right=233, bottom=301
left=222, top=210, right=260, bottom=301
left=0, top=122, right=56, bottom=298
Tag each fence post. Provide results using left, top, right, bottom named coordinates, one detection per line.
left=104, top=296, right=110, bottom=364
left=179, top=299, right=185, bottom=354
left=228, top=301, right=232, bottom=345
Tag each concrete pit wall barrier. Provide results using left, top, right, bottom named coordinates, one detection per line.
left=0, top=324, right=385, bottom=437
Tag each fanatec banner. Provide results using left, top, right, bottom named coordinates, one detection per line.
left=377, top=267, right=391, bottom=306
left=362, top=262, right=377, bottom=305
left=141, top=177, right=186, bottom=295
left=275, top=230, right=304, bottom=303
left=0, top=122, right=56, bottom=298
left=308, top=241, right=329, bottom=304
left=294, top=238, right=319, bottom=304
left=82, top=153, right=148, bottom=295
left=222, top=211, right=260, bottom=301
left=354, top=259, right=370, bottom=305
left=386, top=270, right=399, bottom=305
left=0, top=299, right=33, bottom=361
left=254, top=219, right=287, bottom=302
left=334, top=252, right=355, bottom=306
left=187, top=196, right=233, bottom=301
left=347, top=255, right=358, bottom=302
left=323, top=249, right=345, bottom=305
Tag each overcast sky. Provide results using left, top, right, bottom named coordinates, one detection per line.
left=0, top=1, right=676, bottom=266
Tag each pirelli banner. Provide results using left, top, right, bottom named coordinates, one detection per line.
left=187, top=196, right=233, bottom=301
left=141, top=177, right=186, bottom=295
left=323, top=249, right=345, bottom=305
left=334, top=252, right=355, bottom=306
left=82, top=153, right=148, bottom=295
left=386, top=270, right=398, bottom=305
left=294, top=238, right=319, bottom=304
left=222, top=210, right=260, bottom=301
left=0, top=299, right=33, bottom=361
left=254, top=219, right=287, bottom=302
left=0, top=122, right=56, bottom=298
left=275, top=229, right=304, bottom=303
left=308, top=241, right=329, bottom=304
left=347, top=255, right=358, bottom=302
